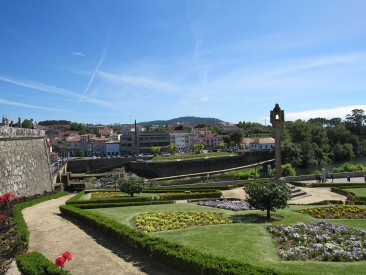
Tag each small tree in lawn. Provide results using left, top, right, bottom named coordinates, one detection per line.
left=244, top=181, right=291, bottom=219
left=150, top=146, right=161, bottom=156
left=167, top=144, right=176, bottom=155
left=193, top=143, right=204, bottom=153
left=118, top=177, right=145, bottom=197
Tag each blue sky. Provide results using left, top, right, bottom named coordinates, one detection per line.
left=1, top=0, right=366, bottom=125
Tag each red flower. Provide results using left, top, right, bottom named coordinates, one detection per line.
left=0, top=214, right=5, bottom=220
left=55, top=255, right=66, bottom=267
left=62, top=251, right=72, bottom=261
left=55, top=251, right=72, bottom=268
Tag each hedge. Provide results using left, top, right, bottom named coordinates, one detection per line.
left=16, top=252, right=69, bottom=275
left=73, top=200, right=175, bottom=209
left=59, top=204, right=282, bottom=275
left=67, top=196, right=151, bottom=205
left=6, top=192, right=69, bottom=274
left=160, top=190, right=222, bottom=200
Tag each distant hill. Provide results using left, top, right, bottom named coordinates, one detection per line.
left=139, top=116, right=225, bottom=126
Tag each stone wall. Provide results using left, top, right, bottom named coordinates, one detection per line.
left=128, top=151, right=274, bottom=178
left=0, top=127, right=52, bottom=196
left=67, top=158, right=133, bottom=174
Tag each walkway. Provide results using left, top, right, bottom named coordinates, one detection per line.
left=221, top=186, right=347, bottom=204
left=7, top=195, right=174, bottom=275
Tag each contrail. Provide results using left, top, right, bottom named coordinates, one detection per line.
left=75, top=38, right=109, bottom=110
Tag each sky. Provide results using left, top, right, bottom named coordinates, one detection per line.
left=1, top=0, right=366, bottom=125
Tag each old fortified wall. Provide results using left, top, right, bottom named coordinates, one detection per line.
left=0, top=127, right=53, bottom=196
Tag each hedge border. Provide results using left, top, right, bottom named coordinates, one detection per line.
left=59, top=204, right=282, bottom=275
left=8, top=191, right=69, bottom=274
left=16, top=251, right=70, bottom=275
left=74, top=200, right=175, bottom=209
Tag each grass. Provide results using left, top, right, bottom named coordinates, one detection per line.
left=88, top=203, right=366, bottom=275
left=343, top=188, right=366, bottom=197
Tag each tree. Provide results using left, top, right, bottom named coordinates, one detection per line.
left=219, top=142, right=226, bottom=150
left=230, top=131, right=243, bottom=147
left=150, top=146, right=161, bottom=156
left=21, top=119, right=32, bottom=129
left=244, top=181, right=292, bottom=219
left=118, top=177, right=145, bottom=197
left=345, top=109, right=366, bottom=135
left=167, top=144, right=176, bottom=155
left=75, top=149, right=85, bottom=157
left=193, top=143, right=204, bottom=153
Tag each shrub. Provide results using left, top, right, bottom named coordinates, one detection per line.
left=16, top=252, right=69, bottom=274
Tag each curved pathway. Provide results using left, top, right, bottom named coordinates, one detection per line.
left=221, top=187, right=347, bottom=204
left=14, top=195, right=173, bottom=275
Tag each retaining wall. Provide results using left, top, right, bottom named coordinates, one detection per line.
left=128, top=151, right=274, bottom=178
left=0, top=127, right=52, bottom=196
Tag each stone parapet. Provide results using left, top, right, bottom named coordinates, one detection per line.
left=0, top=127, right=45, bottom=139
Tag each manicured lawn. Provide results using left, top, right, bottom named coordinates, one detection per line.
left=343, top=188, right=366, bottom=197
left=88, top=203, right=366, bottom=275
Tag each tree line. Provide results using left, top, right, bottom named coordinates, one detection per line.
left=279, top=109, right=366, bottom=169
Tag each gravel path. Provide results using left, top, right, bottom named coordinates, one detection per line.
left=221, top=186, right=347, bottom=204
left=13, top=195, right=175, bottom=275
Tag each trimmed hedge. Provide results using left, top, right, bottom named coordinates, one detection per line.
left=74, top=200, right=175, bottom=209
left=59, top=204, right=282, bottom=275
left=5, top=192, right=69, bottom=274
left=144, top=187, right=223, bottom=193
left=67, top=196, right=151, bottom=205
left=16, top=252, right=69, bottom=275
left=290, top=200, right=344, bottom=205
left=160, top=190, right=222, bottom=200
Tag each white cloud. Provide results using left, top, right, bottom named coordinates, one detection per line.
left=0, top=98, right=67, bottom=112
left=286, top=105, right=366, bottom=121
left=72, top=51, right=85, bottom=57
left=200, top=96, right=209, bottom=102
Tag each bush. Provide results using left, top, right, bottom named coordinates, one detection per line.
left=233, top=168, right=258, bottom=180
left=333, top=162, right=365, bottom=173
left=16, top=252, right=69, bottom=275
left=73, top=200, right=175, bottom=209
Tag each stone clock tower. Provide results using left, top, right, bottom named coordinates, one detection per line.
left=270, top=104, right=285, bottom=179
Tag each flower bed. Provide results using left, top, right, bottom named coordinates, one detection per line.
left=135, top=211, right=231, bottom=232
left=299, top=205, right=366, bottom=219
left=267, top=220, right=366, bottom=261
left=91, top=191, right=121, bottom=198
left=197, top=199, right=250, bottom=211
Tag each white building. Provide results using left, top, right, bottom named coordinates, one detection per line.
left=249, top=137, right=275, bottom=151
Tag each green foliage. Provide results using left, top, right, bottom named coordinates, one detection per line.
left=245, top=182, right=292, bottom=219
left=167, top=144, right=176, bottom=155
left=37, top=120, right=71, bottom=126
left=75, top=148, right=85, bottom=157
left=332, top=143, right=355, bottom=161
left=233, top=168, right=259, bottom=180
left=60, top=204, right=280, bottom=275
left=193, top=143, right=204, bottom=152
left=332, top=162, right=365, bottom=173
left=21, top=119, right=32, bottom=129
left=281, top=163, right=296, bottom=177
left=150, top=146, right=161, bottom=156
left=73, top=200, right=174, bottom=209
left=16, top=252, right=69, bottom=275
left=118, top=177, right=145, bottom=197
